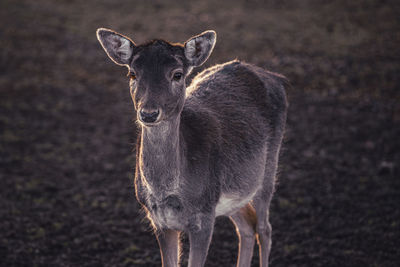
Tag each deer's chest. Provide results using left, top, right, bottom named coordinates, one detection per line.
left=139, top=185, right=191, bottom=230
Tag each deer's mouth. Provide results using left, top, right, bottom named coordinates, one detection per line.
left=139, top=120, right=162, bottom=127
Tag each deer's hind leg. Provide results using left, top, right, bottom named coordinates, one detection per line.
left=253, top=145, right=281, bottom=267
left=253, top=195, right=273, bottom=267
left=230, top=203, right=257, bottom=267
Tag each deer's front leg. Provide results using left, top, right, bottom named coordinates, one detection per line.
left=187, top=215, right=215, bottom=267
left=156, top=229, right=180, bottom=267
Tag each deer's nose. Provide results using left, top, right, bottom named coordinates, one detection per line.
left=139, top=108, right=160, bottom=124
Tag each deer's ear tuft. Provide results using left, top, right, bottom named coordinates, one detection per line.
left=96, top=28, right=135, bottom=66
left=184, top=30, right=216, bottom=67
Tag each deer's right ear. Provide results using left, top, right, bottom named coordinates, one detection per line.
left=184, top=30, right=216, bottom=67
left=96, top=28, right=135, bottom=66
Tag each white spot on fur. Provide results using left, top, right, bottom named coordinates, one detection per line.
left=185, top=39, right=196, bottom=58
left=215, top=192, right=256, bottom=217
left=117, top=38, right=132, bottom=61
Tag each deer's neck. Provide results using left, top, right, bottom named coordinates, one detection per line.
left=139, top=117, right=184, bottom=193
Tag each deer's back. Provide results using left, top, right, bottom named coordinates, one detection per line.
left=186, top=60, right=287, bottom=128
left=183, top=60, right=287, bottom=204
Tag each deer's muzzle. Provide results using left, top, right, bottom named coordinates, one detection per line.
left=139, top=108, right=161, bottom=124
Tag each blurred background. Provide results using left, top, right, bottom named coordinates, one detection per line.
left=0, top=0, right=399, bottom=266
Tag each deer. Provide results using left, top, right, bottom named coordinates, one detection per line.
left=96, top=28, right=288, bottom=267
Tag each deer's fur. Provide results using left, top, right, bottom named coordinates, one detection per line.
left=97, top=28, right=287, bottom=267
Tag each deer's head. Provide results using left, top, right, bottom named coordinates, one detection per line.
left=97, top=28, right=216, bottom=126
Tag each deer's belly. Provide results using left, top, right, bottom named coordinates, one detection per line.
left=215, top=192, right=257, bottom=217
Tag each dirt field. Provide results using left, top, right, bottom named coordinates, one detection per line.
left=1, top=0, right=399, bottom=266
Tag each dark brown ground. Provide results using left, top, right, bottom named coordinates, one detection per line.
left=1, top=0, right=399, bottom=266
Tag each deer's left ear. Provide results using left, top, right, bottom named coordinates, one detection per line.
left=184, top=30, right=216, bottom=67
left=96, top=28, right=136, bottom=66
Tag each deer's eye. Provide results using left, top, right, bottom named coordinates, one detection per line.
left=127, top=71, right=137, bottom=80
left=173, top=72, right=183, bottom=82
